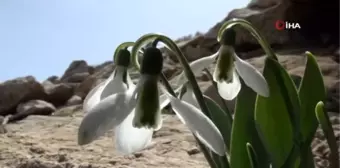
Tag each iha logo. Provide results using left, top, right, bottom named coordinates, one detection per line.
left=275, top=20, right=301, bottom=30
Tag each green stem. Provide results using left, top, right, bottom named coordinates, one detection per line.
left=196, top=137, right=220, bottom=168
left=217, top=18, right=277, bottom=60
left=246, top=143, right=259, bottom=168
left=113, top=42, right=135, bottom=63
left=315, top=101, right=339, bottom=168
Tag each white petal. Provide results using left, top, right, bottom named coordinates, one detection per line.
left=181, top=86, right=199, bottom=108
left=83, top=81, right=106, bottom=113
left=234, top=55, right=269, bottom=97
left=78, top=90, right=136, bottom=145
left=161, top=88, right=226, bottom=156
left=159, top=93, right=170, bottom=109
left=176, top=53, right=218, bottom=86
left=114, top=109, right=153, bottom=155
left=216, top=70, right=241, bottom=100
left=101, top=66, right=128, bottom=99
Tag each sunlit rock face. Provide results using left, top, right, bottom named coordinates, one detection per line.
left=204, top=0, right=339, bottom=54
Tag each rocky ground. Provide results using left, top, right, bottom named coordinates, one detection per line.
left=0, top=112, right=210, bottom=168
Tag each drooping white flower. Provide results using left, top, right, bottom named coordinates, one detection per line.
left=175, top=29, right=269, bottom=100
left=78, top=46, right=225, bottom=156
left=83, top=49, right=133, bottom=113
left=78, top=48, right=170, bottom=154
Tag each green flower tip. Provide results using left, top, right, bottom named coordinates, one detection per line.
left=315, top=101, right=325, bottom=115
left=315, top=101, right=327, bottom=128
left=140, top=47, right=163, bottom=75
left=305, top=51, right=313, bottom=56
left=116, top=49, right=131, bottom=67
left=220, top=28, right=236, bottom=46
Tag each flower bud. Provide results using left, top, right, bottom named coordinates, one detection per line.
left=220, top=28, right=236, bottom=46
left=215, top=45, right=235, bottom=82
left=115, top=49, right=131, bottom=67
left=140, top=47, right=163, bottom=75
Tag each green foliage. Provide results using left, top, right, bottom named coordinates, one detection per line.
left=192, top=19, right=331, bottom=168
left=230, top=80, right=269, bottom=168
left=129, top=18, right=333, bottom=168
left=180, top=19, right=330, bottom=168
left=255, top=57, right=300, bottom=167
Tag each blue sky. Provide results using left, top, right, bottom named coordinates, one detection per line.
left=0, top=0, right=248, bottom=81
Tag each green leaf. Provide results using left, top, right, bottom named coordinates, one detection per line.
left=246, top=143, right=259, bottom=168
left=315, top=101, right=339, bottom=168
left=230, top=81, right=270, bottom=168
left=210, top=150, right=230, bottom=168
left=298, top=51, right=326, bottom=143
left=203, top=96, right=233, bottom=152
left=203, top=96, right=231, bottom=168
left=255, top=57, right=301, bottom=167
left=196, top=137, right=219, bottom=168
left=299, top=144, right=315, bottom=168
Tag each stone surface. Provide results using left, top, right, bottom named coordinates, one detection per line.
left=0, top=76, right=46, bottom=116
left=0, top=114, right=209, bottom=168
left=60, top=60, right=93, bottom=83
left=66, top=95, right=83, bottom=106
left=8, top=100, right=56, bottom=123
left=43, top=82, right=74, bottom=107
left=0, top=111, right=338, bottom=168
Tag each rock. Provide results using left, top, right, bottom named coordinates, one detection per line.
left=52, top=104, right=82, bottom=117
left=65, top=72, right=91, bottom=83
left=205, top=2, right=289, bottom=53
left=163, top=59, right=180, bottom=79
left=60, top=60, right=93, bottom=83
left=43, top=82, right=74, bottom=107
left=8, top=100, right=56, bottom=123
left=204, top=0, right=338, bottom=54
left=93, top=61, right=113, bottom=73
left=0, top=116, right=6, bottom=134
left=182, top=45, right=212, bottom=62
left=165, top=35, right=218, bottom=63
left=16, top=159, right=64, bottom=168
left=66, top=95, right=83, bottom=106
left=0, top=76, right=46, bottom=116
left=74, top=63, right=115, bottom=99
left=74, top=76, right=100, bottom=99
left=0, top=116, right=4, bottom=124
left=46, top=75, right=59, bottom=84
left=0, top=125, right=6, bottom=134
left=334, top=48, right=339, bottom=63
left=325, top=82, right=339, bottom=113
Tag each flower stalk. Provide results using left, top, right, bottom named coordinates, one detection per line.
left=217, top=18, right=277, bottom=60
left=131, top=34, right=211, bottom=119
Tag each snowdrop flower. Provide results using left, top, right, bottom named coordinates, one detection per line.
left=78, top=47, right=169, bottom=154
left=78, top=46, right=225, bottom=156
left=82, top=48, right=133, bottom=113
left=78, top=46, right=171, bottom=154
left=137, top=46, right=225, bottom=156
left=176, top=28, right=269, bottom=100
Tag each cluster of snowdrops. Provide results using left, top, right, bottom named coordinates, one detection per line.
left=76, top=19, right=338, bottom=168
